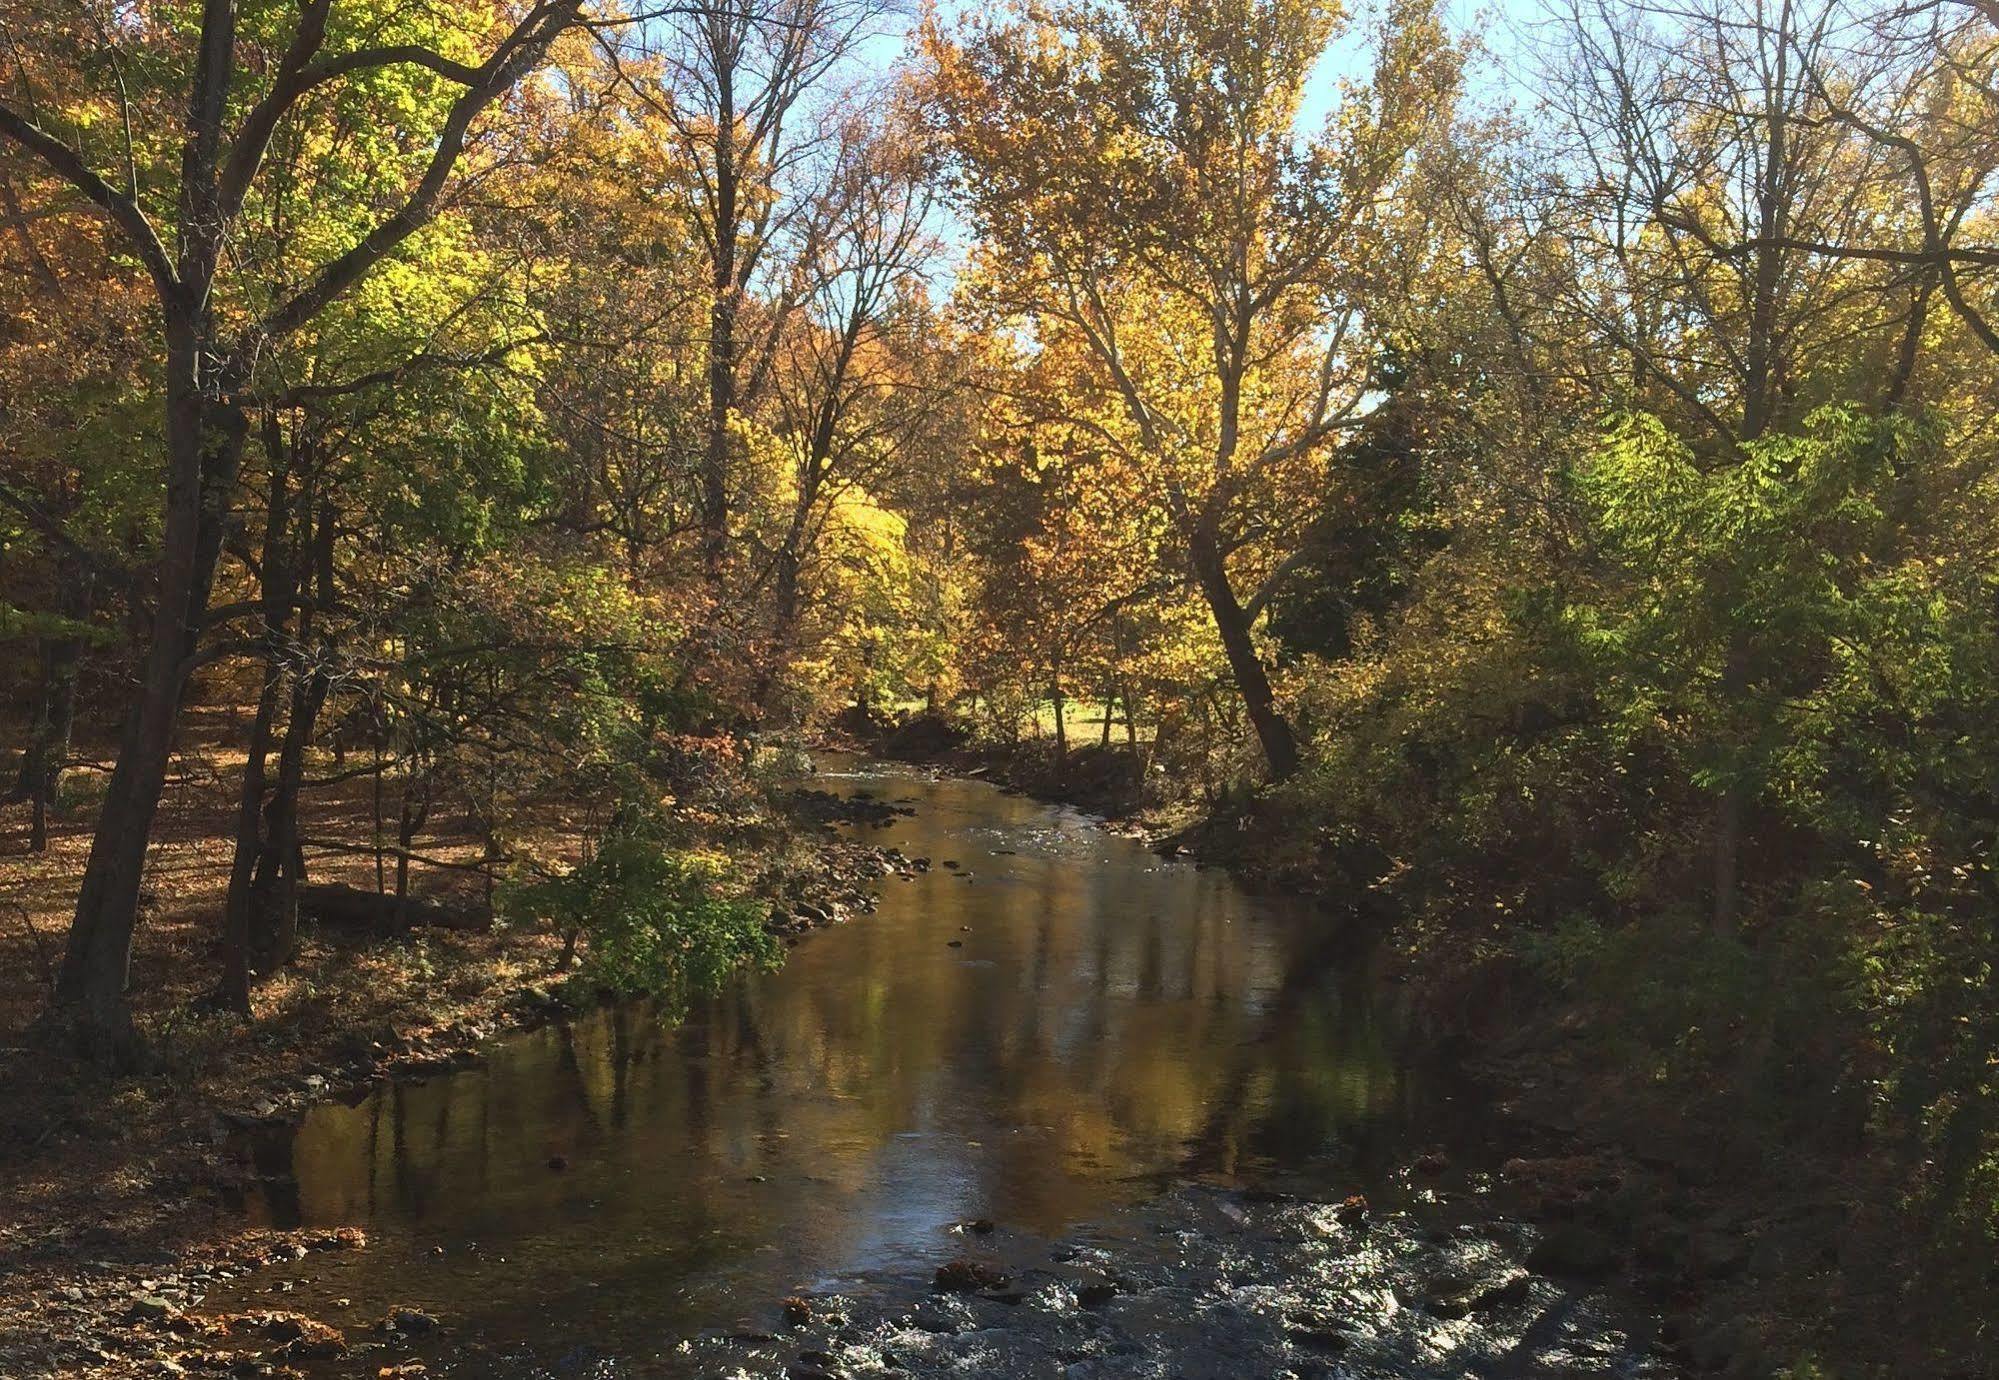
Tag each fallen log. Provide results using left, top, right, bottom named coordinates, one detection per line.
left=299, top=883, right=493, bottom=933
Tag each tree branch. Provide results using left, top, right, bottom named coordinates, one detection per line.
left=0, top=104, right=178, bottom=303
left=249, top=3, right=584, bottom=349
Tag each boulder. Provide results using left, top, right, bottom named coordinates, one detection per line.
left=933, top=1259, right=1008, bottom=1293
left=380, top=1307, right=440, bottom=1338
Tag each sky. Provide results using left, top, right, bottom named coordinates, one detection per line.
left=1296, top=0, right=1535, bottom=128
left=849, top=0, right=1551, bottom=135
left=842, top=0, right=1552, bottom=285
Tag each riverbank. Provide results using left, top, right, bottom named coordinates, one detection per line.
left=0, top=737, right=909, bottom=1380
left=853, top=718, right=1984, bottom=1380
left=849, top=713, right=1165, bottom=823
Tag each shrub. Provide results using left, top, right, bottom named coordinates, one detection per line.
left=502, top=805, right=779, bottom=1013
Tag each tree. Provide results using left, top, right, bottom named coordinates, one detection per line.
left=526, top=54, right=713, bottom=589
left=1654, top=0, right=1999, bottom=359
left=1532, top=0, right=1994, bottom=927
left=0, top=175, right=153, bottom=853
left=628, top=0, right=896, bottom=582
left=0, top=0, right=587, bottom=1057
left=924, top=0, right=1461, bottom=779
left=758, top=108, right=948, bottom=699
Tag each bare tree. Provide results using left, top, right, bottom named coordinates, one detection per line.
left=624, top=0, right=902, bottom=582
left=1762, top=1, right=1999, bottom=356
left=759, top=107, right=946, bottom=691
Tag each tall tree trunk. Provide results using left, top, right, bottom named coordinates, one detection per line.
left=251, top=663, right=325, bottom=973
left=252, top=434, right=333, bottom=977
left=705, top=291, right=736, bottom=580
left=702, top=72, right=739, bottom=583
left=1051, top=670, right=1067, bottom=760
left=222, top=412, right=296, bottom=1012
left=53, top=329, right=247, bottom=1058
left=220, top=653, right=329, bottom=1005
left=22, top=639, right=80, bottom=853
left=48, top=0, right=246, bottom=1052
left=372, top=708, right=387, bottom=897
left=1188, top=526, right=1299, bottom=781
left=756, top=523, right=804, bottom=715
left=772, top=543, right=802, bottom=643
left=391, top=764, right=434, bottom=932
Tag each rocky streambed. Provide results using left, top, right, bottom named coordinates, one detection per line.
left=679, top=1182, right=1677, bottom=1380
left=35, top=1175, right=1675, bottom=1379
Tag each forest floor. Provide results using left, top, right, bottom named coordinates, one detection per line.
left=0, top=709, right=901, bottom=1379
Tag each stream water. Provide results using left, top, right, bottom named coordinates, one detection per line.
left=214, top=760, right=1672, bottom=1378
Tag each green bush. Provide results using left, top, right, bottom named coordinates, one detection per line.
left=502, top=806, right=780, bottom=1013
left=1281, top=403, right=1999, bottom=1246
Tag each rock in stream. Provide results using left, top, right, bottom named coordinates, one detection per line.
left=680, top=1184, right=1679, bottom=1380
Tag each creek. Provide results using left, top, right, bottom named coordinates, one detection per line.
left=215, top=759, right=1671, bottom=1379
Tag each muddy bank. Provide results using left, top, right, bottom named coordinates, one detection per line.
left=846, top=718, right=1306, bottom=880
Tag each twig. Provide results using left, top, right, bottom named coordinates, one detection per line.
left=12, top=901, right=56, bottom=994
left=299, top=837, right=509, bottom=875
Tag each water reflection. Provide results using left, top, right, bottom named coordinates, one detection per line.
left=234, top=763, right=1423, bottom=1365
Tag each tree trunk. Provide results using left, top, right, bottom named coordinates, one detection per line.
left=704, top=290, right=736, bottom=580
left=249, top=476, right=334, bottom=977
left=222, top=418, right=296, bottom=1013
left=1051, top=670, right=1067, bottom=759
left=220, top=670, right=280, bottom=1015
left=1712, top=640, right=1752, bottom=936
left=53, top=332, right=247, bottom=1059
left=756, top=529, right=804, bottom=715
left=16, top=553, right=88, bottom=852
left=702, top=74, right=740, bottom=583
left=1188, top=527, right=1299, bottom=781
left=23, top=639, right=80, bottom=853
left=372, top=708, right=387, bottom=896
left=772, top=541, right=802, bottom=646
left=392, top=774, right=433, bottom=931
left=238, top=665, right=327, bottom=982
left=251, top=496, right=336, bottom=972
